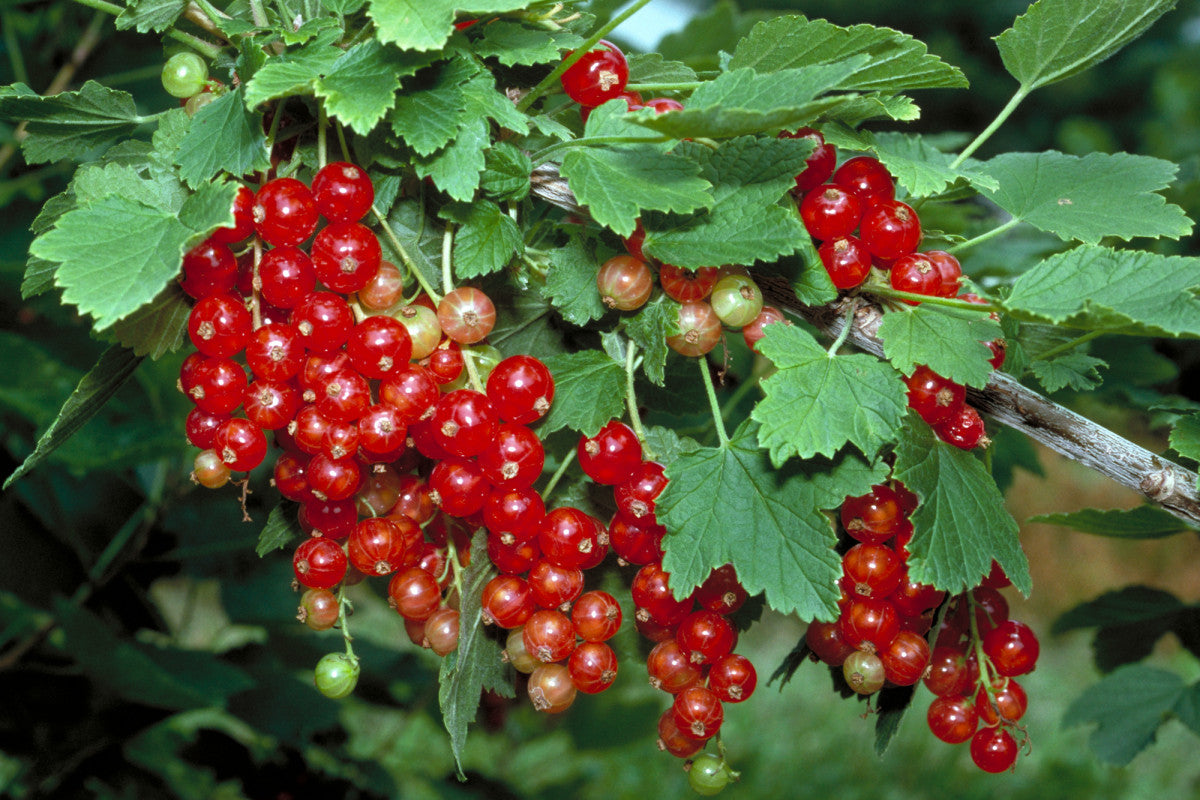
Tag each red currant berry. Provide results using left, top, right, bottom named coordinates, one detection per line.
left=694, top=564, right=748, bottom=615
left=424, top=607, right=460, bottom=656
left=614, top=461, right=668, bottom=519
left=210, top=185, right=256, bottom=245
left=347, top=517, right=407, bottom=576
left=259, top=246, right=317, bottom=309
left=658, top=264, right=719, bottom=302
left=741, top=305, right=787, bottom=352
left=666, top=300, right=722, bottom=357
left=632, top=562, right=692, bottom=627
left=188, top=293, right=252, bottom=358
left=818, top=235, right=872, bottom=289
left=273, top=451, right=311, bottom=502
left=983, top=619, right=1040, bottom=677
left=708, top=653, right=757, bottom=703
left=904, top=365, right=966, bottom=426
left=298, top=587, right=340, bottom=631
left=483, top=486, right=545, bottom=545
left=477, top=423, right=544, bottom=489
left=243, top=379, right=300, bottom=430
left=838, top=597, right=900, bottom=653
left=646, top=638, right=703, bottom=694
left=311, top=221, right=382, bottom=294
left=428, top=456, right=490, bottom=517
left=799, top=184, right=863, bottom=241
left=657, top=707, right=705, bottom=758
left=672, top=685, right=724, bottom=740
left=597, top=254, right=654, bottom=311
left=254, top=177, right=318, bottom=247
left=388, top=567, right=442, bottom=621
left=840, top=484, right=904, bottom=544
left=644, top=97, right=684, bottom=113
left=486, top=355, right=555, bottom=424
left=305, top=453, right=362, bottom=501
left=805, top=619, right=854, bottom=666
left=879, top=630, right=931, bottom=686
left=842, top=543, right=903, bottom=599
left=832, top=156, right=895, bottom=206
left=568, top=641, right=618, bottom=694
left=180, top=237, right=237, bottom=299
left=935, top=404, right=988, bottom=450
left=191, top=449, right=231, bottom=488
left=860, top=199, right=922, bottom=260
left=294, top=536, right=348, bottom=589
left=300, top=497, right=358, bottom=540
left=482, top=575, right=535, bottom=628
left=523, top=608, right=577, bottom=663
left=608, top=512, right=665, bottom=566
left=890, top=252, right=942, bottom=300
left=212, top=417, right=267, bottom=471
left=843, top=650, right=886, bottom=695
left=527, top=559, right=585, bottom=610
left=185, top=407, right=229, bottom=450
left=292, top=292, right=355, bottom=354
left=315, top=368, right=372, bottom=424
left=527, top=662, right=576, bottom=713
left=430, top=389, right=499, bottom=459
left=312, top=161, right=374, bottom=223
left=538, top=506, right=608, bottom=571
left=577, top=420, right=642, bottom=485
left=709, top=274, right=764, bottom=328
left=927, top=694, right=978, bottom=744
left=970, top=725, right=1018, bottom=773
left=571, top=590, right=622, bottom=642
left=924, top=250, right=963, bottom=298
left=560, top=40, right=628, bottom=107
left=437, top=287, right=496, bottom=345
left=779, top=127, right=836, bottom=193
left=675, top=610, right=737, bottom=665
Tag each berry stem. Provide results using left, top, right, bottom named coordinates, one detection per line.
left=462, top=347, right=486, bottom=394
left=441, top=223, right=455, bottom=295
left=515, top=0, right=655, bottom=112
left=317, top=103, right=328, bottom=170
left=950, top=86, right=1030, bottom=169
left=336, top=584, right=357, bottom=660
left=826, top=297, right=859, bottom=357
left=966, top=591, right=997, bottom=693
left=1029, top=329, right=1104, bottom=362
left=529, top=134, right=674, bottom=166
left=624, top=339, right=655, bottom=459
left=372, top=205, right=442, bottom=304
left=945, top=218, right=1021, bottom=256
left=540, top=447, right=577, bottom=500
left=250, top=237, right=263, bottom=329
left=334, top=122, right=352, bottom=163
left=699, top=357, right=731, bottom=448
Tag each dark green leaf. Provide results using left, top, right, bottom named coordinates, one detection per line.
left=389, top=55, right=478, bottom=156
left=440, top=200, right=522, bottom=279
left=0, top=81, right=143, bottom=163
left=1170, top=414, right=1200, bottom=472
left=370, top=0, right=533, bottom=51
left=626, top=53, right=698, bottom=84
left=996, top=0, right=1178, bottom=92
left=316, top=40, right=427, bottom=136
left=540, top=234, right=606, bottom=327
left=1005, top=246, right=1200, bottom=338
left=481, top=142, right=532, bottom=201
left=3, top=345, right=142, bottom=490
left=472, top=21, right=581, bottom=66
left=53, top=598, right=254, bottom=710
left=1064, top=664, right=1186, bottom=765
left=412, top=117, right=488, bottom=201
left=540, top=350, right=626, bottom=437
left=256, top=501, right=302, bottom=557
left=974, top=152, right=1191, bottom=244
left=642, top=137, right=810, bottom=269
left=658, top=419, right=889, bottom=618
left=1175, top=681, right=1200, bottom=736
left=1031, top=505, right=1196, bottom=539
left=728, top=15, right=967, bottom=92
left=823, top=127, right=997, bottom=196
left=109, top=283, right=193, bottom=359
left=877, top=305, right=1002, bottom=389
left=1030, top=352, right=1107, bottom=392
left=753, top=323, right=907, bottom=463
left=892, top=419, right=1031, bottom=595
left=1054, top=586, right=1185, bottom=633
left=173, top=88, right=270, bottom=189
left=241, top=38, right=342, bottom=108
left=115, top=0, right=187, bottom=32
left=622, top=295, right=677, bottom=386
left=489, top=291, right=570, bottom=360
left=438, top=530, right=512, bottom=776
left=874, top=684, right=915, bottom=755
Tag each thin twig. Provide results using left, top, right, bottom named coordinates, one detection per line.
left=527, top=163, right=1200, bottom=528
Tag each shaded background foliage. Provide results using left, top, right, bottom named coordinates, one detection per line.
left=1, top=1, right=1199, bottom=797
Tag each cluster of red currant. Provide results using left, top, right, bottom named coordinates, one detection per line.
left=803, top=480, right=1039, bottom=773
left=789, top=128, right=1002, bottom=450
left=803, top=481, right=941, bottom=694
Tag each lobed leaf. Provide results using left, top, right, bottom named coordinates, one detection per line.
left=472, top=21, right=581, bottom=66
left=540, top=234, right=606, bottom=327
left=658, top=420, right=888, bottom=619
left=1029, top=352, right=1106, bottom=393
left=1004, top=245, right=1200, bottom=338
left=438, top=531, right=512, bottom=776
left=1170, top=414, right=1200, bottom=474
left=1030, top=505, right=1196, bottom=539
left=256, top=501, right=303, bottom=557
left=728, top=14, right=967, bottom=92
left=540, top=350, right=626, bottom=437
left=440, top=200, right=522, bottom=279
left=1064, top=664, right=1186, bottom=765
left=0, top=81, right=144, bottom=164
left=412, top=118, right=488, bottom=201
left=174, top=88, right=271, bottom=188
left=480, top=142, right=532, bottom=201
left=315, top=41, right=434, bottom=136
left=973, top=151, right=1191, bottom=244
left=753, top=323, right=907, bottom=463
left=115, top=0, right=187, bottom=32
left=876, top=305, right=1002, bottom=389
left=1053, top=586, right=1185, bottom=633
left=242, top=37, right=342, bottom=108
left=110, top=283, right=193, bottom=358
left=823, top=127, right=997, bottom=196
left=996, top=0, right=1178, bottom=92
left=642, top=137, right=810, bottom=269
left=892, top=419, right=1032, bottom=595
left=3, top=345, right=143, bottom=489
left=370, top=0, right=533, bottom=52
left=621, top=295, right=677, bottom=387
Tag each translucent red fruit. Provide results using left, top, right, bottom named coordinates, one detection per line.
left=799, top=184, right=863, bottom=241
left=708, top=653, right=757, bottom=703
left=253, top=177, right=318, bottom=247
left=486, top=355, right=555, bottom=424
left=779, top=127, right=836, bottom=193
left=293, top=536, right=348, bottom=589
left=905, top=365, right=966, bottom=426
left=311, top=221, right=382, bottom=294
left=180, top=237, right=237, bottom=299
left=840, top=484, right=904, bottom=544
left=982, top=620, right=1040, bottom=677
left=675, top=610, right=737, bottom=665
left=437, top=286, right=496, bottom=345
left=577, top=420, right=642, bottom=485
left=818, top=235, right=872, bottom=289
left=312, top=161, right=374, bottom=223
left=672, top=685, right=724, bottom=740
left=560, top=40, right=628, bottom=107
left=597, top=254, right=654, bottom=311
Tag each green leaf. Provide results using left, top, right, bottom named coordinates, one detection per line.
left=173, top=88, right=270, bottom=189
left=559, top=102, right=711, bottom=237
left=540, top=350, right=626, bottom=437
left=632, top=63, right=866, bottom=140
left=256, top=501, right=302, bottom=557
left=316, top=41, right=427, bottom=136
left=813, top=92, right=921, bottom=126
left=642, top=137, right=810, bottom=269
left=242, top=40, right=342, bottom=108
left=390, top=57, right=479, bottom=156
left=369, top=0, right=533, bottom=52
left=892, top=419, right=1032, bottom=595
left=109, top=284, right=192, bottom=359
left=34, top=182, right=234, bottom=330
left=622, top=295, right=677, bottom=386
left=480, top=142, right=532, bottom=201
left=753, top=323, right=907, bottom=463
left=541, top=234, right=605, bottom=327
left=53, top=598, right=254, bottom=710
left=1176, top=682, right=1200, bottom=737
left=115, top=0, right=187, bottom=32
left=439, top=200, right=522, bottom=279
left=472, top=21, right=581, bottom=66
left=412, top=118, right=487, bottom=201
left=1004, top=245, right=1200, bottom=338
left=728, top=15, right=968, bottom=92
left=658, top=419, right=888, bottom=618
left=73, top=161, right=186, bottom=212
left=438, top=531, right=512, bottom=776
left=379, top=199, right=441, bottom=293
left=1030, top=352, right=1106, bottom=392
left=996, top=0, right=1178, bottom=92
left=877, top=305, right=1002, bottom=389
left=790, top=240, right=838, bottom=306
left=1170, top=414, right=1200, bottom=470
left=823, top=127, right=998, bottom=197
left=1053, top=586, right=1184, bottom=633
left=2, top=345, right=142, bottom=489
left=974, top=151, right=1191, bottom=244
left=1064, top=664, right=1186, bottom=765
left=0, top=81, right=144, bottom=163
left=1029, top=506, right=1196, bottom=539
left=490, top=291, right=569, bottom=360
left=626, top=53, right=698, bottom=84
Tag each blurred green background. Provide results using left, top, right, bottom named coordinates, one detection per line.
left=3, top=1, right=1200, bottom=797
